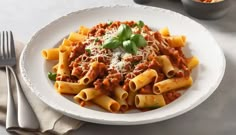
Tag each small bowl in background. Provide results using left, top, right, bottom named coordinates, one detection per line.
left=134, top=0, right=151, bottom=4
left=181, top=0, right=231, bottom=20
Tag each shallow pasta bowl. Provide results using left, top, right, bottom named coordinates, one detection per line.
left=19, top=5, right=225, bottom=125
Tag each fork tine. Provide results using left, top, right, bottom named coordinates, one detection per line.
left=6, top=31, right=10, bottom=59
left=2, top=31, right=6, bottom=59
left=4, top=31, right=9, bottom=59
left=9, top=31, right=16, bottom=58
left=0, top=32, right=2, bottom=58
left=0, top=31, right=5, bottom=59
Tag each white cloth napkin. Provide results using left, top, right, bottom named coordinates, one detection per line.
left=0, top=41, right=84, bottom=135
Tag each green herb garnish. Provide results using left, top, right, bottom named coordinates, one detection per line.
left=117, top=24, right=132, bottom=41
left=102, top=37, right=121, bottom=49
left=94, top=38, right=99, bottom=42
left=122, top=40, right=138, bottom=55
left=137, top=20, right=144, bottom=28
left=48, top=72, right=57, bottom=81
left=85, top=48, right=91, bottom=55
left=101, top=23, right=147, bottom=55
left=107, top=20, right=113, bottom=26
left=130, top=34, right=147, bottom=47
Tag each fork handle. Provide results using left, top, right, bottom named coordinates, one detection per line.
left=7, top=66, right=40, bottom=130
left=5, top=66, right=18, bottom=130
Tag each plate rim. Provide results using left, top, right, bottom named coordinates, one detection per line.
left=19, top=5, right=226, bottom=125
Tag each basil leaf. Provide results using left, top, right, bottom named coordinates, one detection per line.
left=122, top=40, right=138, bottom=54
left=117, top=24, right=132, bottom=41
left=48, top=72, right=57, bottom=81
left=130, top=34, right=147, bottom=47
left=102, top=37, right=121, bottom=49
left=137, top=20, right=144, bottom=28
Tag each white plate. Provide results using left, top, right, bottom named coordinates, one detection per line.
left=20, top=5, right=225, bottom=125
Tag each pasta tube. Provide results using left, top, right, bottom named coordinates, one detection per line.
left=159, top=27, right=170, bottom=37
left=157, top=55, right=175, bottom=78
left=61, top=38, right=72, bottom=47
left=116, top=98, right=128, bottom=112
left=57, top=46, right=71, bottom=78
left=68, top=32, right=86, bottom=42
left=135, top=94, right=166, bottom=108
left=127, top=91, right=137, bottom=106
left=41, top=48, right=59, bottom=60
left=129, top=69, right=158, bottom=92
left=114, top=86, right=128, bottom=100
left=74, top=96, right=83, bottom=104
left=42, top=39, right=71, bottom=60
left=78, top=26, right=90, bottom=35
left=52, top=63, right=58, bottom=73
left=54, top=81, right=86, bottom=94
left=74, top=88, right=101, bottom=101
left=153, top=77, right=193, bottom=94
left=166, top=35, right=186, bottom=47
left=79, top=61, right=99, bottom=85
left=181, top=35, right=186, bottom=43
left=92, top=95, right=120, bottom=113
left=187, top=56, right=199, bottom=70
left=71, top=67, right=80, bottom=78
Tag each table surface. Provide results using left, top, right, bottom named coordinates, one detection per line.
left=1, top=0, right=236, bottom=135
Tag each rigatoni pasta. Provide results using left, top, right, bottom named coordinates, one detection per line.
left=157, top=55, right=175, bottom=78
left=41, top=48, right=59, bottom=60
left=153, top=77, right=193, bottom=94
left=42, top=21, right=199, bottom=113
left=74, top=88, right=102, bottom=101
left=159, top=27, right=170, bottom=37
left=129, top=69, right=158, bottom=92
left=135, top=94, right=166, bottom=108
left=68, top=32, right=86, bottom=42
left=78, top=26, right=90, bottom=35
left=166, top=35, right=186, bottom=47
left=187, top=56, right=199, bottom=70
left=57, top=46, right=71, bottom=79
left=114, top=86, right=128, bottom=100
left=127, top=90, right=137, bottom=106
left=54, top=81, right=86, bottom=94
left=52, top=63, right=59, bottom=73
left=79, top=61, right=100, bottom=85
left=92, top=95, right=120, bottom=113
left=61, top=38, right=72, bottom=47
left=116, top=98, right=129, bottom=112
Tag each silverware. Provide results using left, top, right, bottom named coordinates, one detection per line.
left=6, top=67, right=19, bottom=129
left=0, top=31, right=40, bottom=130
left=0, top=32, right=18, bottom=129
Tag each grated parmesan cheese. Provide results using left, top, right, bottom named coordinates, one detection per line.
left=80, top=23, right=162, bottom=75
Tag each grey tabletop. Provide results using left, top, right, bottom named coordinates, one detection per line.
left=0, top=0, right=236, bottom=135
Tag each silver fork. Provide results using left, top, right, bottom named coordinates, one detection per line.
left=0, top=32, right=18, bottom=130
left=0, top=31, right=39, bottom=130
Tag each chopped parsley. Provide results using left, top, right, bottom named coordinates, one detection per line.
left=85, top=48, right=91, bottom=55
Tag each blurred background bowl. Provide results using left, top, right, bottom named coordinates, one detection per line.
left=181, top=0, right=231, bottom=20
left=133, top=0, right=151, bottom=4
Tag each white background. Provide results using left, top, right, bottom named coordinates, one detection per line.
left=0, top=0, right=236, bottom=134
